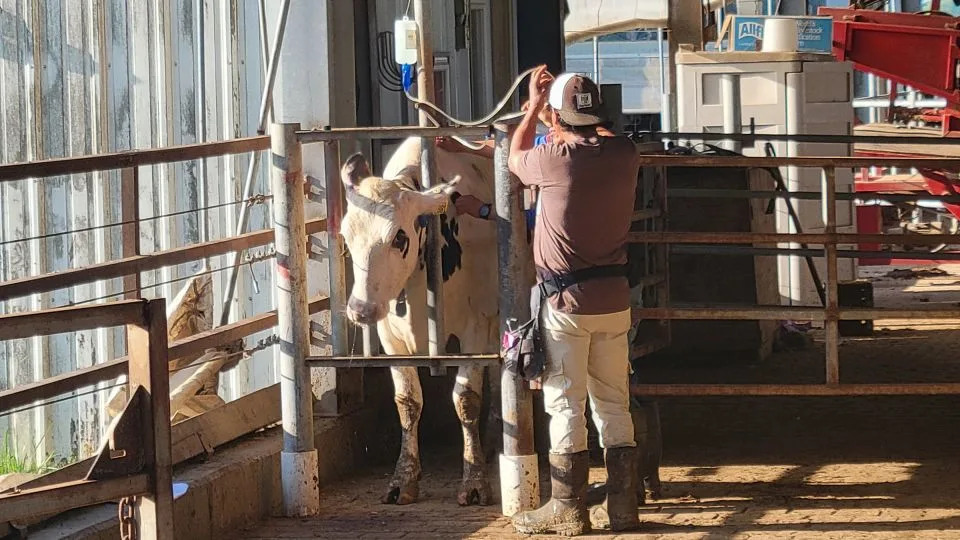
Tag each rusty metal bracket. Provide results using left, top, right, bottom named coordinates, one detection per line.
left=86, top=386, right=146, bottom=481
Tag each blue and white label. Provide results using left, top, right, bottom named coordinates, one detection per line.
left=730, top=16, right=833, bottom=53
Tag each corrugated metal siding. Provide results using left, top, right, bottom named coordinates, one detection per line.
left=0, top=0, right=280, bottom=466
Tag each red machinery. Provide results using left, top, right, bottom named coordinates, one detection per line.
left=820, top=7, right=960, bottom=136
left=819, top=7, right=960, bottom=262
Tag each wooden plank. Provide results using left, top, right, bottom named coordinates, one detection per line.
left=0, top=217, right=326, bottom=302
left=170, top=383, right=280, bottom=464
left=0, top=300, right=146, bottom=340
left=0, top=136, right=270, bottom=183
left=127, top=299, right=174, bottom=540
left=0, top=474, right=150, bottom=523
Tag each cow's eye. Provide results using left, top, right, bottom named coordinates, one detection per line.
left=391, top=229, right=409, bottom=252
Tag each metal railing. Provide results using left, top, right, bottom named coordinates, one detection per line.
left=4, top=126, right=960, bottom=529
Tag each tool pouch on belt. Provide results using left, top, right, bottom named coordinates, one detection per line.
left=502, top=264, right=628, bottom=382
left=502, top=285, right=547, bottom=381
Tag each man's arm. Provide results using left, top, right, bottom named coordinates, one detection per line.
left=508, top=66, right=552, bottom=179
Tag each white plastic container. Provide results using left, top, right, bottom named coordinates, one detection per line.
left=394, top=17, right=419, bottom=65
left=761, top=18, right=799, bottom=53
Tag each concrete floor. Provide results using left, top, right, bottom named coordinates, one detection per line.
left=239, top=265, right=960, bottom=539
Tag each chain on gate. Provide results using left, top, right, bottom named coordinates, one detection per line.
left=119, top=496, right=138, bottom=540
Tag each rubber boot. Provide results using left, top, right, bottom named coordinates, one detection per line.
left=593, top=446, right=642, bottom=532
left=512, top=451, right=590, bottom=537
left=631, top=402, right=649, bottom=504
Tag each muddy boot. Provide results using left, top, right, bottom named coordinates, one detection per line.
left=591, top=446, right=640, bottom=531
left=512, top=451, right=590, bottom=537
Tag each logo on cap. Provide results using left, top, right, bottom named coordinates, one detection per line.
left=575, top=92, right=593, bottom=110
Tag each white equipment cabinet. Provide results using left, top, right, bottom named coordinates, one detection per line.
left=677, top=49, right=857, bottom=308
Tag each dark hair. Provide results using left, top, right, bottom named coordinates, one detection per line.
left=556, top=117, right=602, bottom=136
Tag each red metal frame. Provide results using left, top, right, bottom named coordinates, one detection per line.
left=820, top=8, right=960, bottom=110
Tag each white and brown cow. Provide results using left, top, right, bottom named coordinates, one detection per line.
left=339, top=137, right=531, bottom=506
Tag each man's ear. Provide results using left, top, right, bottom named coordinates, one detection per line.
left=341, top=153, right=372, bottom=191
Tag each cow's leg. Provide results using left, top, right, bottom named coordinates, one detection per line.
left=383, top=366, right=423, bottom=505
left=454, top=364, right=493, bottom=506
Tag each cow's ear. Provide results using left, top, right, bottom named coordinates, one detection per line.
left=423, top=175, right=461, bottom=196
left=341, top=153, right=371, bottom=190
left=400, top=190, right=449, bottom=217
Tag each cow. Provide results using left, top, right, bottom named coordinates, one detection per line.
left=338, top=137, right=533, bottom=506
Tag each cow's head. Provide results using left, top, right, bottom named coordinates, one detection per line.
left=339, top=153, right=459, bottom=325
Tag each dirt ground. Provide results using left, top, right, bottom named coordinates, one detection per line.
left=241, top=265, right=960, bottom=539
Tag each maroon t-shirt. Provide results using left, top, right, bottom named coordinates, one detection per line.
left=514, top=136, right=641, bottom=315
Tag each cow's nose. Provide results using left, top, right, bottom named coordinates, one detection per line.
left=347, top=297, right=379, bottom=324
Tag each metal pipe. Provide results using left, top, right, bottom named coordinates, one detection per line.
left=494, top=124, right=539, bottom=517
left=630, top=383, right=960, bottom=396
left=297, top=125, right=490, bottom=142
left=270, top=123, right=320, bottom=516
left=414, top=0, right=446, bottom=374
left=670, top=245, right=960, bottom=261
left=257, top=0, right=273, bottom=122
left=720, top=73, right=742, bottom=153
left=592, top=35, right=600, bottom=82
left=195, top=0, right=208, bottom=245
left=324, top=141, right=348, bottom=356
left=667, top=188, right=960, bottom=204
left=628, top=231, right=960, bottom=246
left=647, top=131, right=960, bottom=146
left=219, top=0, right=292, bottom=328
left=636, top=305, right=960, bottom=321
left=306, top=354, right=500, bottom=368
left=823, top=168, right=840, bottom=385
left=853, top=97, right=946, bottom=108
left=657, top=28, right=670, bottom=132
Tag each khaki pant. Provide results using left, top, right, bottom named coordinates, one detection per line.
left=541, top=303, right=636, bottom=454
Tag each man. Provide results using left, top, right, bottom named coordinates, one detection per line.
left=508, top=67, right=642, bottom=536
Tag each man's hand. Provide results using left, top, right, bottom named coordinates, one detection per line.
left=527, top=65, right=553, bottom=110
left=453, top=194, right=489, bottom=219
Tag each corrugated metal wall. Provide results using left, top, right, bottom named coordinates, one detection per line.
left=0, top=0, right=280, bottom=467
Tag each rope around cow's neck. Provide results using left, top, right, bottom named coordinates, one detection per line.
left=403, top=67, right=538, bottom=150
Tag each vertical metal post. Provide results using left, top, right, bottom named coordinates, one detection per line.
left=592, top=36, right=600, bottom=82
left=414, top=0, right=446, bottom=371
left=324, top=140, right=349, bottom=357
left=220, top=0, right=292, bottom=327
left=657, top=28, right=671, bottom=133
left=128, top=298, right=173, bottom=540
left=121, top=167, right=141, bottom=299
left=270, top=122, right=320, bottom=516
left=822, top=167, right=840, bottom=385
left=494, top=124, right=539, bottom=517
left=194, top=0, right=209, bottom=244
left=721, top=73, right=742, bottom=153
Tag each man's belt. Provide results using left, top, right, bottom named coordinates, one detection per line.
left=537, top=264, right=629, bottom=298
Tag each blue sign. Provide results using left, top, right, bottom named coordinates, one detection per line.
left=729, top=16, right=833, bottom=53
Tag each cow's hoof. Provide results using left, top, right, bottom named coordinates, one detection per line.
left=457, top=477, right=493, bottom=506
left=381, top=480, right=419, bottom=505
